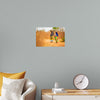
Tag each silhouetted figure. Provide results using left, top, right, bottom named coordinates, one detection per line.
left=50, top=30, right=54, bottom=43
left=54, top=31, right=58, bottom=43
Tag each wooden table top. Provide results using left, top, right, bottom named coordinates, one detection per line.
left=42, top=89, right=100, bottom=95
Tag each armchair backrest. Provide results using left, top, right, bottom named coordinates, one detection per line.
left=22, top=79, right=36, bottom=100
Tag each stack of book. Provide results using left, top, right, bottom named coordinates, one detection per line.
left=52, top=88, right=66, bottom=93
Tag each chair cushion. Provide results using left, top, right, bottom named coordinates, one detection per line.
left=0, top=71, right=26, bottom=96
left=1, top=77, right=25, bottom=100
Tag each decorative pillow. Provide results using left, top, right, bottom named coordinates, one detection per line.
left=1, top=77, right=25, bottom=100
left=0, top=71, right=26, bottom=96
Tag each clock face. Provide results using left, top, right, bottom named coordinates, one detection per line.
left=73, top=74, right=89, bottom=89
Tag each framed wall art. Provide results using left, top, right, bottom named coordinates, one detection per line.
left=36, top=27, right=65, bottom=47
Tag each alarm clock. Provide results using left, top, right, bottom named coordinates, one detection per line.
left=73, top=74, right=89, bottom=90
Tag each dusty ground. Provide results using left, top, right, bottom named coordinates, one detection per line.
left=43, top=39, right=65, bottom=47
left=36, top=31, right=65, bottom=47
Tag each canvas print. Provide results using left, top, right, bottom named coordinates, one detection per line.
left=36, top=27, right=65, bottom=47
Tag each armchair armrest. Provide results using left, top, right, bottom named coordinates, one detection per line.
left=21, top=79, right=36, bottom=100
